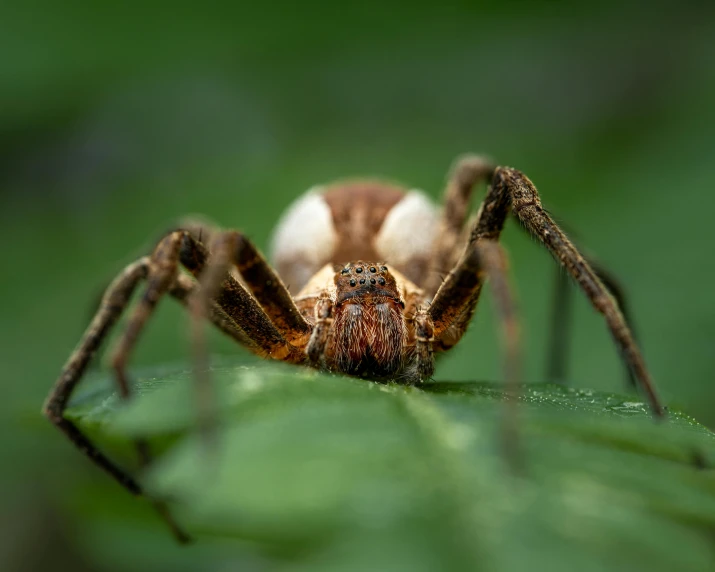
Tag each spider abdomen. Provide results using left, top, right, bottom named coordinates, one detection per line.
left=271, top=181, right=438, bottom=293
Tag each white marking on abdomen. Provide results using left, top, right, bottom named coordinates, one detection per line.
left=374, top=190, right=438, bottom=268
left=270, top=188, right=337, bottom=292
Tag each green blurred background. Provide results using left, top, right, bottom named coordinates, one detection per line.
left=1, top=1, right=714, bottom=570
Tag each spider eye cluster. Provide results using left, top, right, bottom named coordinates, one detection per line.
left=340, top=263, right=389, bottom=288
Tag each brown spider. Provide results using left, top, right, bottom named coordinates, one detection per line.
left=43, top=154, right=664, bottom=543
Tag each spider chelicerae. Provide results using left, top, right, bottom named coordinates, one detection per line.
left=43, top=154, right=664, bottom=542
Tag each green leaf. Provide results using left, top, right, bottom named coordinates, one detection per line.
left=66, top=363, right=715, bottom=572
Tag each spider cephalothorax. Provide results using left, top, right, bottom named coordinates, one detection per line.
left=44, top=154, right=665, bottom=543
left=324, top=261, right=409, bottom=378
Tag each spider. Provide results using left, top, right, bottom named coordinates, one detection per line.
left=43, top=154, right=664, bottom=543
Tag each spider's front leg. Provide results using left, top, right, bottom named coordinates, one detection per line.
left=429, top=155, right=641, bottom=388
left=187, top=230, right=313, bottom=368
left=44, top=259, right=150, bottom=496
left=492, top=167, right=664, bottom=416
left=423, top=154, right=495, bottom=296
left=190, top=231, right=313, bottom=350
left=429, top=166, right=664, bottom=418
left=109, top=229, right=313, bottom=472
left=43, top=239, right=195, bottom=543
left=43, top=227, right=290, bottom=543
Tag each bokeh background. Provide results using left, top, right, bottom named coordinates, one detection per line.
left=1, top=1, right=714, bottom=570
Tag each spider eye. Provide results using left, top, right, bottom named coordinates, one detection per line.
left=359, top=278, right=366, bottom=285
left=380, top=266, right=387, bottom=271
left=378, top=277, right=385, bottom=285
left=370, top=278, right=376, bottom=285
left=341, top=268, right=350, bottom=275
left=349, top=279, right=356, bottom=286
left=369, top=266, right=376, bottom=273
left=355, top=267, right=363, bottom=273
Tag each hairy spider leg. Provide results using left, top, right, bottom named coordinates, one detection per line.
left=43, top=256, right=191, bottom=543
left=186, top=230, right=314, bottom=444
left=185, top=230, right=311, bottom=366
left=431, top=166, right=664, bottom=417
left=177, top=232, right=306, bottom=360
left=170, top=272, right=264, bottom=351
left=213, top=232, right=313, bottom=344
left=504, top=212, right=639, bottom=387
left=430, top=155, right=641, bottom=388
left=413, top=307, right=436, bottom=380
left=43, top=228, right=312, bottom=543
left=494, top=167, right=663, bottom=416
left=545, top=252, right=639, bottom=388
left=44, top=260, right=148, bottom=493
left=180, top=231, right=312, bottom=356
left=306, top=294, right=333, bottom=368
left=425, top=225, right=524, bottom=472
left=424, top=154, right=496, bottom=297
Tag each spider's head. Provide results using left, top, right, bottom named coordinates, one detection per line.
left=330, top=262, right=407, bottom=377
left=334, top=262, right=403, bottom=306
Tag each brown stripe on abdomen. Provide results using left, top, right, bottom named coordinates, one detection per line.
left=322, top=181, right=406, bottom=264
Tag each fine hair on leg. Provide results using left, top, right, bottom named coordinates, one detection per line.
left=425, top=154, right=496, bottom=297
left=187, top=230, right=312, bottom=447
left=43, top=255, right=192, bottom=543
left=427, top=160, right=666, bottom=472
left=546, top=259, right=639, bottom=387
left=492, top=167, right=664, bottom=417
left=513, top=217, right=640, bottom=388
left=44, top=227, right=318, bottom=543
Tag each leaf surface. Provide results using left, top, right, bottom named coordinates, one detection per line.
left=66, top=363, right=715, bottom=572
